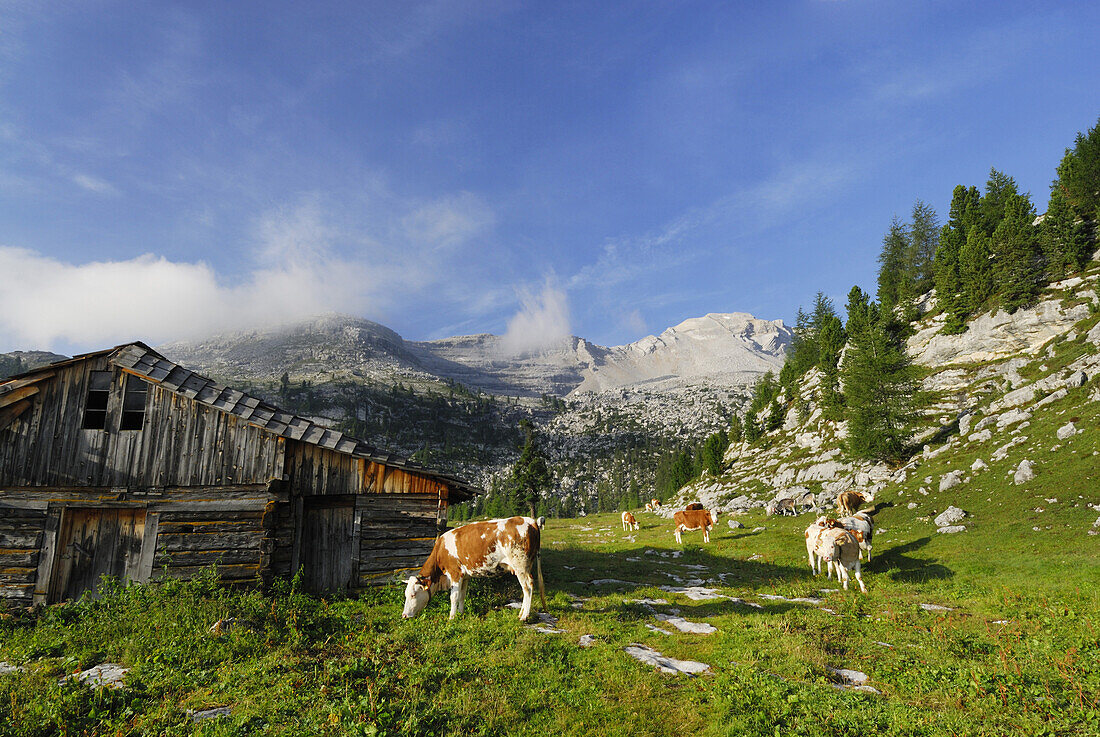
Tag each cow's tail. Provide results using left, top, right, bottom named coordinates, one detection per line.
left=534, top=516, right=548, bottom=612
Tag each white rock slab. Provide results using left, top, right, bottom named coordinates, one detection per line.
left=1014, top=460, right=1036, bottom=485
left=937, top=525, right=967, bottom=534
left=934, top=506, right=967, bottom=526
left=1056, top=422, right=1078, bottom=440
left=66, top=663, right=129, bottom=689
left=0, top=662, right=23, bottom=676
left=578, top=635, right=598, bottom=648
left=655, top=614, right=718, bottom=634
left=590, top=579, right=640, bottom=586
left=919, top=603, right=955, bottom=612
left=623, top=644, right=710, bottom=675
left=645, top=623, right=675, bottom=636
left=189, top=707, right=233, bottom=722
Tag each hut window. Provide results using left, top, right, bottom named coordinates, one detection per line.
left=81, top=371, right=112, bottom=430
left=119, top=374, right=148, bottom=431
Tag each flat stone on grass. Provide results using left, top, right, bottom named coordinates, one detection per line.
left=624, top=644, right=710, bottom=675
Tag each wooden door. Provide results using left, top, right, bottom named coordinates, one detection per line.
left=49, top=508, right=146, bottom=603
left=299, top=496, right=356, bottom=593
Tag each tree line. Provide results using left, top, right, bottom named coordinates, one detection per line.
left=728, top=115, right=1099, bottom=466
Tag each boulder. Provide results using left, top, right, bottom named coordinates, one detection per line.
left=797, top=461, right=846, bottom=483
left=939, top=471, right=964, bottom=492
left=934, top=506, right=967, bottom=527
left=1066, top=370, right=1088, bottom=388
left=937, top=525, right=967, bottom=534
left=728, top=520, right=744, bottom=529
left=971, top=458, right=988, bottom=472
left=992, top=385, right=1036, bottom=411
left=958, top=413, right=975, bottom=436
left=1035, top=388, right=1068, bottom=408
left=1056, top=422, right=1078, bottom=440
left=907, top=502, right=918, bottom=509
left=969, top=429, right=993, bottom=443
left=1014, top=460, right=1036, bottom=485
left=997, top=409, right=1032, bottom=430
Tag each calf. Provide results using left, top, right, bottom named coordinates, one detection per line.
left=621, top=511, right=639, bottom=531
left=673, top=508, right=717, bottom=543
left=837, top=510, right=874, bottom=562
left=804, top=516, right=844, bottom=575
left=644, top=502, right=654, bottom=512
left=402, top=516, right=547, bottom=620
left=650, top=498, right=662, bottom=509
left=814, top=527, right=867, bottom=593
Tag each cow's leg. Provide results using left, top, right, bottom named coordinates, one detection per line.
left=702, top=527, right=709, bottom=543
left=852, top=561, right=867, bottom=594
left=516, top=569, right=534, bottom=620
left=838, top=565, right=850, bottom=591
left=449, top=578, right=465, bottom=619
left=866, top=545, right=872, bottom=563
left=674, top=527, right=682, bottom=544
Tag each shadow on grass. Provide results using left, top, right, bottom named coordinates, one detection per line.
left=875, top=537, right=955, bottom=583
left=541, top=544, right=811, bottom=594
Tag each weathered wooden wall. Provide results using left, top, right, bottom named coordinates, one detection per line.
left=0, top=485, right=278, bottom=608
left=355, top=492, right=445, bottom=587
left=0, top=359, right=284, bottom=488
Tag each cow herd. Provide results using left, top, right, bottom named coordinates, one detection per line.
left=402, top=494, right=880, bottom=621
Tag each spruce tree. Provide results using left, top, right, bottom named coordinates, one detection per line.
left=958, top=226, right=994, bottom=311
left=841, top=287, right=920, bottom=463
left=1055, top=115, right=1100, bottom=227
left=991, top=191, right=1041, bottom=313
left=507, top=420, right=553, bottom=516
left=934, top=225, right=966, bottom=333
left=981, top=168, right=1019, bottom=234
left=1041, top=186, right=1090, bottom=280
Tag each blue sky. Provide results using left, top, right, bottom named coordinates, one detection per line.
left=1, top=1, right=1098, bottom=354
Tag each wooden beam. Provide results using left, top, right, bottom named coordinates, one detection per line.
left=0, top=371, right=54, bottom=395
left=0, top=384, right=38, bottom=410
left=0, top=399, right=32, bottom=431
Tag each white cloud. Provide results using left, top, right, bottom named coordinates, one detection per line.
left=500, top=281, right=572, bottom=356
left=70, top=172, right=117, bottom=195
left=0, top=191, right=499, bottom=351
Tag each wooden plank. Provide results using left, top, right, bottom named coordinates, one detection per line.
left=31, top=508, right=61, bottom=605
left=135, top=511, right=159, bottom=583
left=150, top=563, right=260, bottom=581
left=155, top=550, right=261, bottom=567
left=0, top=399, right=33, bottom=431
left=0, top=583, right=35, bottom=599
left=157, top=532, right=264, bottom=552
left=0, top=371, right=55, bottom=395
left=289, top=496, right=304, bottom=577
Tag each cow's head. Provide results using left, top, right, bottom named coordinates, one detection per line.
left=402, top=575, right=432, bottom=618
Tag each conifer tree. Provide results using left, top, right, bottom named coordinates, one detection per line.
left=981, top=168, right=1019, bottom=234
left=908, top=200, right=940, bottom=297
left=507, top=420, right=553, bottom=516
left=1041, top=186, right=1090, bottom=280
left=934, top=225, right=966, bottom=333
left=958, top=226, right=994, bottom=311
left=841, top=286, right=920, bottom=462
left=877, top=216, right=909, bottom=313
left=1055, top=115, right=1100, bottom=227
left=991, top=191, right=1041, bottom=313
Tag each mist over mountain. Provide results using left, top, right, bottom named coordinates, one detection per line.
left=159, top=311, right=792, bottom=399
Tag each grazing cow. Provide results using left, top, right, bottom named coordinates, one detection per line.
left=837, top=509, right=875, bottom=562
left=402, top=516, right=547, bottom=621
left=814, top=527, right=867, bottom=593
left=650, top=498, right=662, bottom=509
left=644, top=502, right=654, bottom=512
left=804, top=516, right=844, bottom=575
left=766, top=498, right=796, bottom=516
left=621, top=511, right=639, bottom=531
left=684, top=502, right=705, bottom=511
left=673, top=508, right=717, bottom=544
left=836, top=490, right=872, bottom=516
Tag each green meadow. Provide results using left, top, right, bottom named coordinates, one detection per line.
left=2, top=456, right=1098, bottom=737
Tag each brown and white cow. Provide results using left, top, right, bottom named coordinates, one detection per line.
left=837, top=509, right=875, bottom=562
left=814, top=527, right=867, bottom=593
left=684, top=502, right=705, bottom=511
left=673, top=508, right=717, bottom=544
left=837, top=490, right=873, bottom=517
left=804, top=516, right=844, bottom=575
left=402, top=516, right=547, bottom=620
left=621, top=511, right=639, bottom=531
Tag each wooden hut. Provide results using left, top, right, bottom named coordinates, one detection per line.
left=0, top=342, right=477, bottom=608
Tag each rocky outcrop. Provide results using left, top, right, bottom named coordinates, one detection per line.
left=909, top=299, right=1092, bottom=367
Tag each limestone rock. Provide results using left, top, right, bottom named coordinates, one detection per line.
left=66, top=663, right=129, bottom=690
left=939, top=471, right=964, bottom=492
left=1056, top=422, right=1078, bottom=440
left=1066, top=370, right=1088, bottom=388
left=1014, top=460, right=1036, bottom=485
left=997, top=409, right=1031, bottom=430
left=1035, top=388, right=1068, bottom=408
left=909, top=299, right=1091, bottom=366
left=958, top=413, right=975, bottom=436
left=937, top=525, right=967, bottom=534
left=907, top=502, right=918, bottom=509
left=934, top=506, right=967, bottom=527
left=728, top=520, right=744, bottom=529
left=969, top=429, right=993, bottom=443
left=971, top=458, right=988, bottom=472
